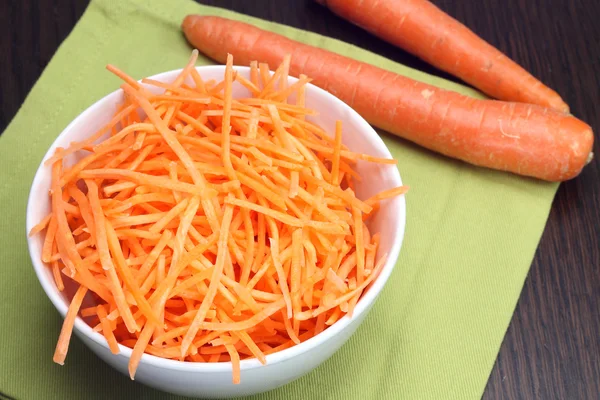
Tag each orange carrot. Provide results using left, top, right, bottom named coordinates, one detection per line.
left=182, top=15, right=594, bottom=182
left=33, top=53, right=407, bottom=383
left=316, top=0, right=569, bottom=112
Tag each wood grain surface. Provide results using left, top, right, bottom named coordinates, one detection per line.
left=1, top=0, right=598, bottom=398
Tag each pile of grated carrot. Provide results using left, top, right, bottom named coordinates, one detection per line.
left=29, top=51, right=408, bottom=383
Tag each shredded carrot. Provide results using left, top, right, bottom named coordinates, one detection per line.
left=32, top=53, right=407, bottom=383
left=51, top=259, right=65, bottom=291
left=97, top=305, right=120, bottom=354
left=42, top=216, right=57, bottom=263
left=29, top=213, right=52, bottom=237
left=365, top=185, right=410, bottom=208
left=53, top=285, right=88, bottom=365
left=331, top=121, right=343, bottom=185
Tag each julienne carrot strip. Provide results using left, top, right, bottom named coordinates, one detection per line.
left=269, top=236, right=293, bottom=318
left=41, top=216, right=57, bottom=263
left=225, top=343, right=241, bottom=384
left=51, top=161, right=80, bottom=278
left=258, top=63, right=271, bottom=90
left=79, top=169, right=217, bottom=198
left=290, top=229, right=303, bottom=330
left=32, top=53, right=407, bottom=383
left=29, top=214, right=52, bottom=237
left=97, top=305, right=120, bottom=354
left=278, top=54, right=290, bottom=99
left=352, top=205, right=365, bottom=285
left=330, top=121, right=343, bottom=185
left=129, top=321, right=155, bottom=379
left=51, top=259, right=65, bottom=292
left=53, top=285, right=88, bottom=365
left=67, top=185, right=97, bottom=244
left=364, top=185, right=410, bottom=208
left=106, top=64, right=153, bottom=97
left=296, top=73, right=307, bottom=121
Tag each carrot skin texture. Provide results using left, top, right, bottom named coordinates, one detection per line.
left=316, top=0, right=569, bottom=112
left=182, top=15, right=594, bottom=181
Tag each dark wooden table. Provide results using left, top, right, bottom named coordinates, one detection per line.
left=1, top=0, right=598, bottom=398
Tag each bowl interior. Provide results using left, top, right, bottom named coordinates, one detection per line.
left=26, top=65, right=405, bottom=371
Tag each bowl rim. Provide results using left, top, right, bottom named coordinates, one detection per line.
left=26, top=65, right=406, bottom=373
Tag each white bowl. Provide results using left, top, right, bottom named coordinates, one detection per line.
left=26, top=66, right=406, bottom=398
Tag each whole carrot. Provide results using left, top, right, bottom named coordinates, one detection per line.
left=316, top=0, right=570, bottom=113
left=182, top=15, right=594, bottom=181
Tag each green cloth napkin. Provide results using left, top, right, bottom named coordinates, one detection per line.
left=0, top=0, right=558, bottom=398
